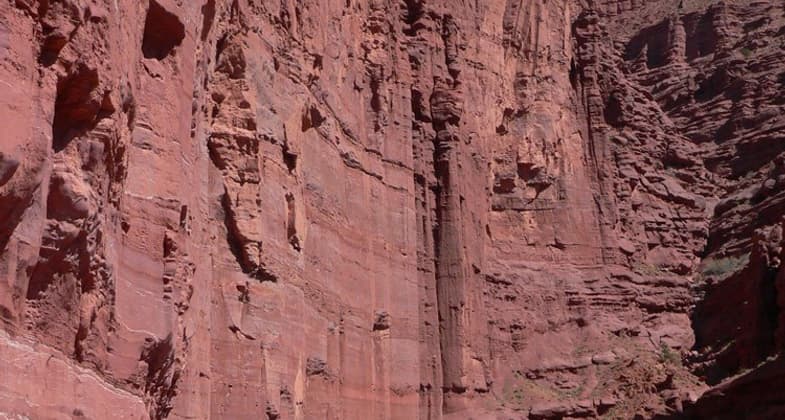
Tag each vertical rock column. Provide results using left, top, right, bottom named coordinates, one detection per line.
left=405, top=3, right=490, bottom=413
left=405, top=1, right=444, bottom=416
left=573, top=8, right=620, bottom=264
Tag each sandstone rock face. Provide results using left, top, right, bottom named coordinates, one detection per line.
left=1, top=0, right=784, bottom=419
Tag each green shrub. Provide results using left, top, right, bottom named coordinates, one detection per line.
left=633, top=262, right=667, bottom=276
left=701, top=253, right=750, bottom=279
left=659, top=343, right=681, bottom=365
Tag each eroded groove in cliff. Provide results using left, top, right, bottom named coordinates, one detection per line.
left=404, top=0, right=446, bottom=416
left=52, top=64, right=102, bottom=152
left=219, top=189, right=276, bottom=282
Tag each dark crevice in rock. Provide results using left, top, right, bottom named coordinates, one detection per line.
left=220, top=191, right=251, bottom=272
left=625, top=19, right=670, bottom=68
left=305, top=356, right=329, bottom=377
left=301, top=106, right=325, bottom=131
left=215, top=32, right=228, bottom=62
left=369, top=78, right=383, bottom=114
left=757, top=267, right=780, bottom=360
left=604, top=92, right=625, bottom=127
left=142, top=0, right=185, bottom=60
left=36, top=0, right=82, bottom=66
left=694, top=68, right=730, bottom=102
left=40, top=34, right=68, bottom=66
left=410, top=88, right=430, bottom=122
left=683, top=10, right=719, bottom=60
left=285, top=193, right=300, bottom=251
left=179, top=205, right=188, bottom=229
left=0, top=153, right=20, bottom=187
left=140, top=335, right=179, bottom=419
left=402, top=0, right=424, bottom=36
left=74, top=319, right=89, bottom=362
left=282, top=147, right=297, bottom=173
left=220, top=191, right=277, bottom=282
left=52, top=64, right=101, bottom=152
left=200, top=0, right=216, bottom=41
left=35, top=0, right=51, bottom=17
left=373, top=310, right=390, bottom=331
left=215, top=39, right=246, bottom=79
left=569, top=58, right=579, bottom=89
left=25, top=227, right=85, bottom=300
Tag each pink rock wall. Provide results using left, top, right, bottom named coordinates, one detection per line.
left=2, top=0, right=785, bottom=419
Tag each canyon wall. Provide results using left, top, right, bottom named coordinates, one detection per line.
left=1, top=0, right=784, bottom=418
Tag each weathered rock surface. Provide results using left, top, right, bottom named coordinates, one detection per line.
left=1, top=0, right=784, bottom=419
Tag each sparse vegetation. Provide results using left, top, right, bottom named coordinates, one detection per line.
left=633, top=262, right=668, bottom=276
left=573, top=343, right=590, bottom=357
left=740, top=47, right=753, bottom=58
left=508, top=387, right=525, bottom=404
left=561, top=384, right=585, bottom=399
left=500, top=372, right=561, bottom=409
left=700, top=253, right=750, bottom=279
left=659, top=343, right=681, bottom=365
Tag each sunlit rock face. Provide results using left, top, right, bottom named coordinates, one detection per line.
left=1, top=0, right=784, bottom=418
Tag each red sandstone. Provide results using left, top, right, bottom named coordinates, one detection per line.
left=2, top=0, right=785, bottom=419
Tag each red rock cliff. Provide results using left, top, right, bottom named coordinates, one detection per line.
left=1, top=0, right=784, bottom=418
